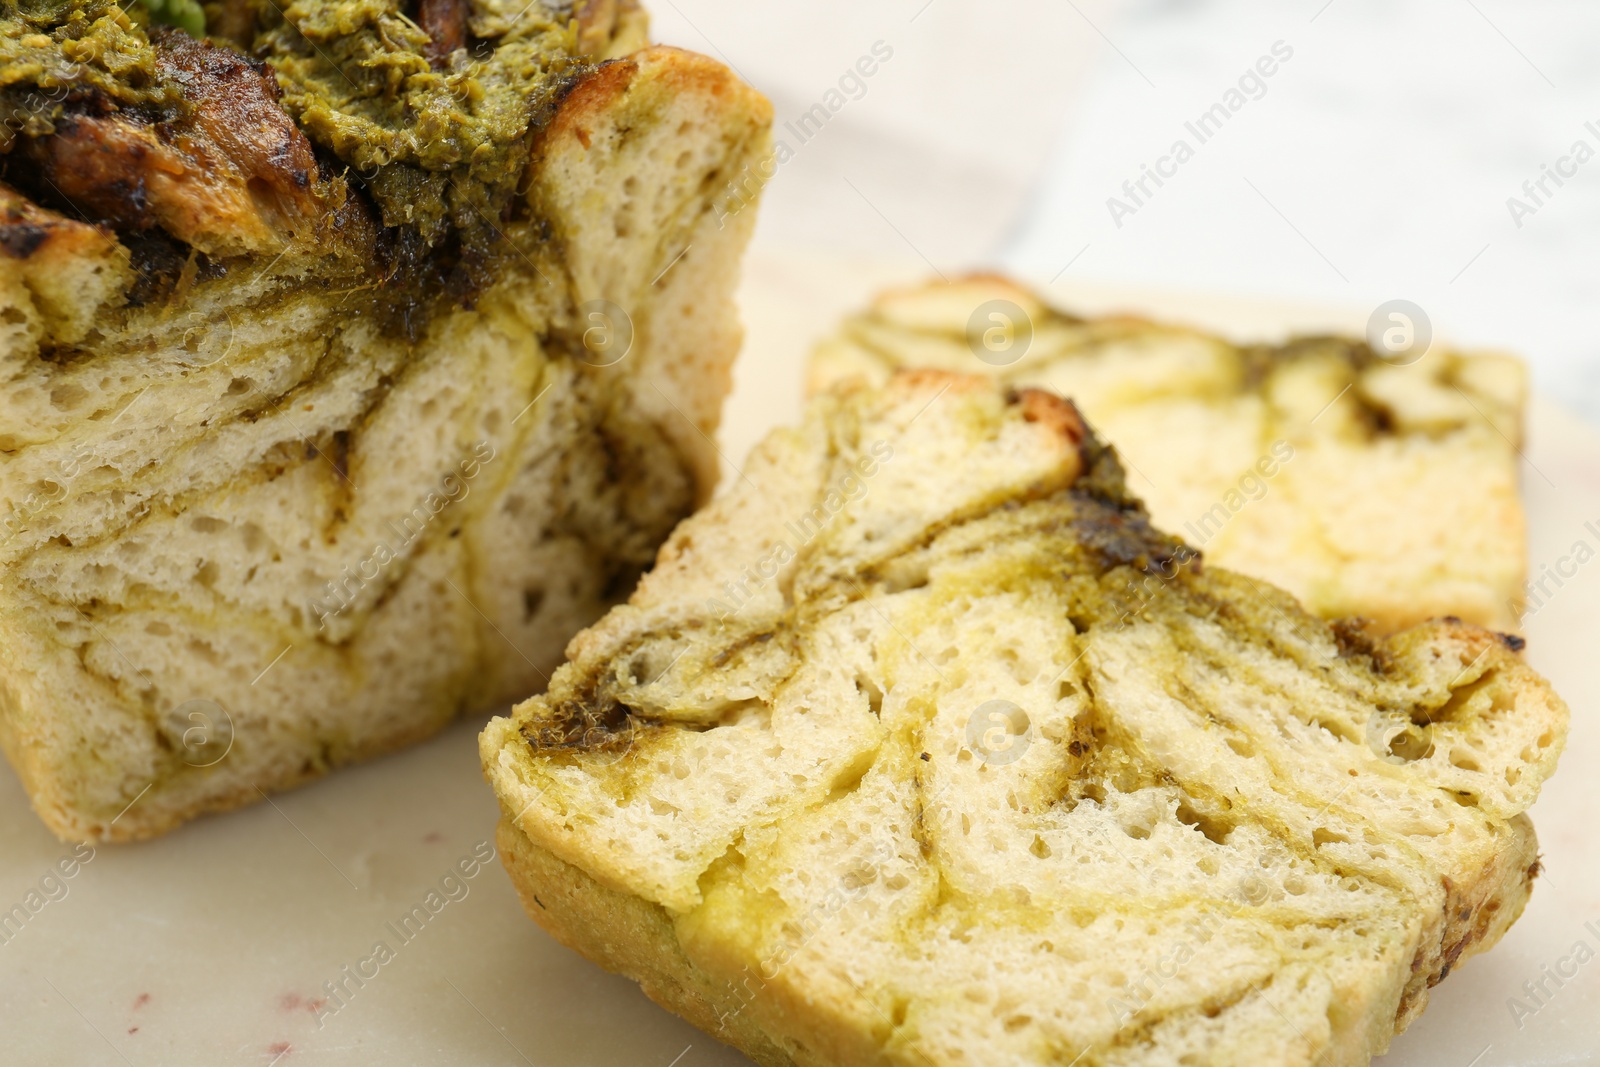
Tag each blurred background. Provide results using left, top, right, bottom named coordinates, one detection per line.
left=650, top=0, right=1599, bottom=426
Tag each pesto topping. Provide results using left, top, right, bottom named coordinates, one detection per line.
left=0, top=0, right=181, bottom=148
left=256, top=0, right=584, bottom=251
left=1, top=0, right=592, bottom=264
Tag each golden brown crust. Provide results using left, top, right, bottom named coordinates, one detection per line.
left=538, top=47, right=637, bottom=153
left=495, top=791, right=1543, bottom=1067
left=0, top=181, right=118, bottom=264
left=531, top=45, right=773, bottom=505
left=1013, top=387, right=1089, bottom=451
left=0, top=179, right=132, bottom=345
left=1397, top=815, right=1539, bottom=1028
left=539, top=44, right=769, bottom=159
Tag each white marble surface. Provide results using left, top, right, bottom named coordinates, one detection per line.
left=1002, top=0, right=1600, bottom=428
left=4, top=258, right=1597, bottom=1067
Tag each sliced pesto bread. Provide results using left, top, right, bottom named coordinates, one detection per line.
left=808, top=276, right=1528, bottom=633
left=483, top=372, right=1566, bottom=1067
left=0, top=1, right=770, bottom=840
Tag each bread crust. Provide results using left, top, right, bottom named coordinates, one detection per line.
left=496, top=814, right=799, bottom=1067
left=534, top=46, right=774, bottom=504
left=494, top=809, right=1538, bottom=1067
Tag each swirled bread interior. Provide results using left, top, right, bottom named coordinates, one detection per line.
left=484, top=373, right=1566, bottom=1067
left=808, top=277, right=1528, bottom=634
left=0, top=2, right=772, bottom=840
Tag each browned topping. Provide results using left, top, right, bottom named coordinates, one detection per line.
left=0, top=0, right=615, bottom=311
left=417, top=0, right=469, bottom=69
left=0, top=180, right=116, bottom=260
left=20, top=32, right=346, bottom=258
left=891, top=368, right=989, bottom=395
left=0, top=220, right=48, bottom=259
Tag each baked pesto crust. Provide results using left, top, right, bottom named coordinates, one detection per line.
left=0, top=0, right=638, bottom=304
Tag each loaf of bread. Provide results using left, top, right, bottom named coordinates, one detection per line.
left=808, top=276, right=1528, bottom=633
left=482, top=372, right=1567, bottom=1067
left=0, top=0, right=771, bottom=839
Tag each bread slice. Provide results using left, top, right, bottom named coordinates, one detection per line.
left=482, top=372, right=1567, bottom=1067
left=808, top=276, right=1528, bottom=633
left=0, top=6, right=772, bottom=839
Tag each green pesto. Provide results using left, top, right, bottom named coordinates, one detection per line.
left=522, top=425, right=1205, bottom=768
left=255, top=0, right=584, bottom=251
left=1, top=0, right=589, bottom=262
left=0, top=0, right=180, bottom=149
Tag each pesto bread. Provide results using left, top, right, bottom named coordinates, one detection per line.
left=481, top=373, right=1567, bottom=1067
left=0, top=1, right=771, bottom=839
left=808, top=276, right=1528, bottom=633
